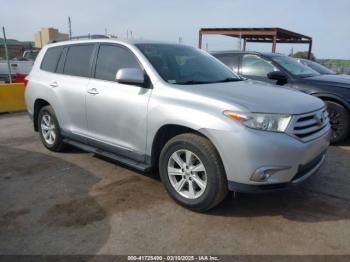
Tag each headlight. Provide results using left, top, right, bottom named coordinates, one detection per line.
left=224, top=111, right=291, bottom=132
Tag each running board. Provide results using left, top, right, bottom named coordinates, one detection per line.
left=63, top=139, right=152, bottom=172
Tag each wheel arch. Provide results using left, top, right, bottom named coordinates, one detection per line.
left=312, top=92, right=350, bottom=112
left=150, top=124, right=223, bottom=169
left=33, top=98, right=50, bottom=131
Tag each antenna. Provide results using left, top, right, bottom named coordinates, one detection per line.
left=68, top=16, right=72, bottom=39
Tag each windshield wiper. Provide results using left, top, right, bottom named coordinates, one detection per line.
left=299, top=74, right=317, bottom=78
left=215, top=77, right=243, bottom=83
left=177, top=80, right=214, bottom=85
left=177, top=78, right=242, bottom=85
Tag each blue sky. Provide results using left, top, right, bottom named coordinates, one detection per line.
left=2, top=0, right=350, bottom=59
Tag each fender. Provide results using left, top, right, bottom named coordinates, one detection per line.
left=311, top=92, right=350, bottom=112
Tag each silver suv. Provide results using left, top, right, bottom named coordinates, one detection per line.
left=25, top=39, right=330, bottom=211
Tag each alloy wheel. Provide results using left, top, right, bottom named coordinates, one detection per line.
left=167, top=149, right=207, bottom=199
left=41, top=114, right=56, bottom=145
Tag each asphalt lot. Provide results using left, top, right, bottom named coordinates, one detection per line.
left=0, top=112, right=350, bottom=255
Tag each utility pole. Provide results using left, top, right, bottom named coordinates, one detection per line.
left=178, top=37, right=182, bottom=44
left=105, top=28, right=108, bottom=36
left=2, top=26, right=12, bottom=83
left=68, top=16, right=72, bottom=39
left=205, top=43, right=209, bottom=51
left=126, top=29, right=129, bottom=39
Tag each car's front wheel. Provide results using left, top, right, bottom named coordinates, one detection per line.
left=38, top=105, right=66, bottom=152
left=159, top=133, right=228, bottom=212
left=326, top=101, right=350, bottom=144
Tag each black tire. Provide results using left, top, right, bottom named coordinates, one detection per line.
left=326, top=101, right=350, bottom=144
left=38, top=105, right=67, bottom=152
left=159, top=133, right=228, bottom=212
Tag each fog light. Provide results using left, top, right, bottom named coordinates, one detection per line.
left=250, top=166, right=291, bottom=182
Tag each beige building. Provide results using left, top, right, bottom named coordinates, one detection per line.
left=34, top=28, right=69, bottom=48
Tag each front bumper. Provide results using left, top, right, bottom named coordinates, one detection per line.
left=227, top=151, right=326, bottom=193
left=200, top=124, right=330, bottom=191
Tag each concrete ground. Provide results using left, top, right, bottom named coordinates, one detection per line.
left=0, top=112, right=350, bottom=255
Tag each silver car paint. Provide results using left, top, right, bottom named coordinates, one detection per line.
left=25, top=39, right=330, bottom=186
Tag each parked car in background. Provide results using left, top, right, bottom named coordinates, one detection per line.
left=297, top=58, right=335, bottom=75
left=212, top=51, right=350, bottom=143
left=0, top=59, right=34, bottom=82
left=0, top=50, right=38, bottom=82
left=25, top=39, right=330, bottom=211
left=297, top=58, right=350, bottom=78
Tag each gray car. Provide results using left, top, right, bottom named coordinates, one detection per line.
left=25, top=39, right=330, bottom=211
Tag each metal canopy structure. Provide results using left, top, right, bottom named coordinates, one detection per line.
left=198, top=27, right=313, bottom=58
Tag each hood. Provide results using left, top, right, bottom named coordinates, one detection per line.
left=179, top=80, right=325, bottom=115
left=304, top=74, right=350, bottom=88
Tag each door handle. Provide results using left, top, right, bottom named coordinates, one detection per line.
left=49, top=81, right=58, bottom=88
left=87, top=88, right=99, bottom=95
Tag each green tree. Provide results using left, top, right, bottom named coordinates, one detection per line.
left=290, top=51, right=316, bottom=61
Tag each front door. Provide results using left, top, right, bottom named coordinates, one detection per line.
left=240, top=54, right=279, bottom=84
left=85, top=44, right=151, bottom=161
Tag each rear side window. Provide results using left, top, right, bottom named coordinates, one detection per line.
left=63, top=44, right=94, bottom=77
left=214, top=53, right=240, bottom=73
left=95, top=45, right=140, bottom=81
left=41, top=46, right=63, bottom=72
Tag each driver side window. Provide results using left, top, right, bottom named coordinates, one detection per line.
left=95, top=44, right=141, bottom=82
left=241, top=54, right=278, bottom=78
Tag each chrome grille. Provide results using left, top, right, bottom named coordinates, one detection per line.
left=290, top=108, right=329, bottom=142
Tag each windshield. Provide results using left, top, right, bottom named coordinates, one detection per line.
left=136, top=44, right=241, bottom=85
left=302, top=60, right=336, bottom=75
left=271, top=55, right=320, bottom=78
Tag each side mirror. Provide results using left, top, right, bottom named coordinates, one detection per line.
left=267, top=71, right=288, bottom=82
left=116, top=68, right=145, bottom=85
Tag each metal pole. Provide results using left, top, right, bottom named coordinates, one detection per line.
left=239, top=33, right=242, bottom=51
left=272, top=35, right=277, bottom=53
left=308, top=39, right=313, bottom=59
left=198, top=31, right=202, bottom=49
left=68, top=16, right=72, bottom=39
left=2, top=26, right=12, bottom=83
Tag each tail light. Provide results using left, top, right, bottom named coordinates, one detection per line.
left=24, top=77, right=29, bottom=87
left=15, top=73, right=27, bottom=84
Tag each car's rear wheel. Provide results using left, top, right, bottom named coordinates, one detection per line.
left=326, top=101, right=350, bottom=144
left=159, top=133, right=228, bottom=212
left=38, top=105, right=66, bottom=152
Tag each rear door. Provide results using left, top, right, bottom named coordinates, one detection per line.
left=85, top=44, right=151, bottom=161
left=54, top=44, right=95, bottom=141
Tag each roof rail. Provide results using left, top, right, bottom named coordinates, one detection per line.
left=70, top=34, right=109, bottom=40
left=49, top=34, right=109, bottom=44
